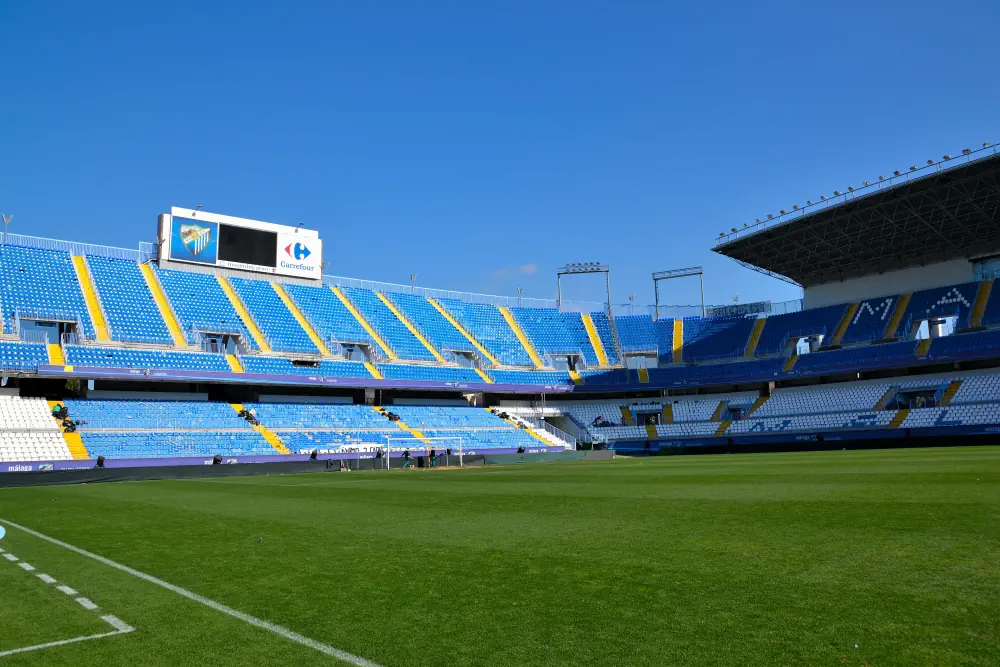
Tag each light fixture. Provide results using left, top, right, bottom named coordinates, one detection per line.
left=863, top=181, right=869, bottom=186
left=943, top=154, right=951, bottom=160
left=894, top=170, right=902, bottom=176
left=985, top=142, right=991, bottom=148
left=847, top=186, right=854, bottom=192
left=731, top=227, right=738, bottom=233
left=767, top=213, right=774, bottom=220
left=755, top=218, right=761, bottom=224
left=963, top=148, right=972, bottom=155
left=820, top=195, right=826, bottom=201
left=927, top=159, right=934, bottom=166
left=792, top=204, right=798, bottom=210
left=779, top=209, right=786, bottom=215
left=910, top=165, right=917, bottom=171
left=806, top=200, right=812, bottom=205
left=879, top=175, right=885, bottom=181
left=833, top=190, right=840, bottom=196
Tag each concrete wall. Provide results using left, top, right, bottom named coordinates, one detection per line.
left=804, top=258, right=975, bottom=308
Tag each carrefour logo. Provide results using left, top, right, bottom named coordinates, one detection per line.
left=285, top=242, right=312, bottom=260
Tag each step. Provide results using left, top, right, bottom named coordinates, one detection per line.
left=331, top=287, right=396, bottom=360
left=744, top=318, right=766, bottom=357
left=939, top=379, right=963, bottom=407
left=216, top=276, right=272, bottom=352
left=364, top=361, right=382, bottom=379
left=783, top=353, right=799, bottom=372
left=884, top=293, right=912, bottom=339
left=225, top=354, right=244, bottom=373
left=46, top=343, right=65, bottom=366
left=969, top=280, right=994, bottom=328
left=916, top=338, right=932, bottom=357
left=71, top=255, right=110, bottom=341
left=714, top=420, right=731, bottom=437
left=273, top=283, right=331, bottom=356
left=229, top=403, right=290, bottom=455
left=710, top=401, right=726, bottom=422
left=888, top=408, right=910, bottom=429
left=568, top=369, right=583, bottom=385
left=637, top=367, right=649, bottom=384
left=427, top=298, right=499, bottom=366
left=661, top=404, right=674, bottom=424
left=829, top=303, right=860, bottom=346
left=580, top=313, right=609, bottom=366
left=498, top=306, right=544, bottom=368
left=619, top=406, right=635, bottom=426
left=672, top=319, right=684, bottom=362
left=473, top=368, right=493, bottom=384
left=745, top=395, right=769, bottom=416
left=377, top=292, right=444, bottom=362
left=645, top=423, right=658, bottom=440
left=61, top=431, right=90, bottom=460
left=488, top=408, right=551, bottom=447
left=138, top=263, right=186, bottom=347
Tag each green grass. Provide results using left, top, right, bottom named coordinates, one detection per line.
left=0, top=446, right=998, bottom=666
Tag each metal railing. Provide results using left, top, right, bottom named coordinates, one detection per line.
left=715, top=142, right=1000, bottom=246
left=524, top=417, right=577, bottom=449
left=2, top=232, right=155, bottom=262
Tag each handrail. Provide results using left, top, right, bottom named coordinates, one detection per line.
left=524, top=416, right=577, bottom=447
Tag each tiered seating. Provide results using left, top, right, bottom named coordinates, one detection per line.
left=64, top=345, right=230, bottom=372
left=64, top=399, right=272, bottom=460
left=340, top=287, right=435, bottom=361
left=284, top=283, right=373, bottom=347
left=437, top=299, right=532, bottom=366
left=383, top=292, right=474, bottom=355
left=245, top=402, right=395, bottom=453
left=901, top=404, right=1000, bottom=429
left=590, top=312, right=621, bottom=364
left=241, top=356, right=372, bottom=378
left=900, top=281, right=980, bottom=333
left=81, top=432, right=273, bottom=459
left=377, top=364, right=482, bottom=383
left=229, top=277, right=318, bottom=354
left=926, top=330, right=1000, bottom=359
left=508, top=308, right=592, bottom=362
left=840, top=295, right=898, bottom=344
left=154, top=267, right=255, bottom=347
left=682, top=315, right=755, bottom=361
left=0, top=342, right=50, bottom=372
left=87, top=257, right=173, bottom=344
left=792, top=341, right=916, bottom=373
left=950, top=374, right=1000, bottom=404
left=488, top=369, right=575, bottom=385
left=0, top=245, right=95, bottom=338
left=647, top=358, right=784, bottom=386
left=65, top=399, right=248, bottom=429
left=754, top=304, right=847, bottom=356
left=387, top=405, right=543, bottom=450
left=615, top=315, right=658, bottom=353
left=727, top=410, right=896, bottom=434
left=0, top=396, right=71, bottom=462
left=752, top=384, right=887, bottom=418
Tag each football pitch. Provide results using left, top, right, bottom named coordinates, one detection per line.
left=0, top=447, right=998, bottom=666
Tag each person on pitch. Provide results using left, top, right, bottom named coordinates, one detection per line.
left=403, top=448, right=412, bottom=469
left=429, top=448, right=437, bottom=468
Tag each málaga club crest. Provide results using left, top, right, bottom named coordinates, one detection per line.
left=180, top=224, right=212, bottom=256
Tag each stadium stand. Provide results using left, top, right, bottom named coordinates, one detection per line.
left=340, top=287, right=437, bottom=361
left=240, top=356, right=373, bottom=378
left=436, top=299, right=533, bottom=366
left=508, top=308, right=594, bottom=364
left=488, top=369, right=576, bottom=385
left=0, top=342, right=50, bottom=372
left=229, top=277, right=319, bottom=354
left=754, top=304, right=847, bottom=356
left=0, top=396, right=71, bottom=462
left=64, top=345, right=231, bottom=372
left=284, top=283, right=375, bottom=350
left=382, top=291, right=475, bottom=357
left=0, top=245, right=96, bottom=338
left=87, top=256, right=174, bottom=344
left=153, top=267, right=256, bottom=348
left=682, top=315, right=756, bottom=361
left=898, top=281, right=980, bottom=336
left=376, top=364, right=482, bottom=383
left=839, top=296, right=898, bottom=345
left=589, top=312, right=621, bottom=365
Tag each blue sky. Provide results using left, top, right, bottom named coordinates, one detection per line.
left=1, top=1, right=995, bottom=310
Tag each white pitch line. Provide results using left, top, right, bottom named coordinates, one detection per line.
left=3, top=552, right=18, bottom=561
left=75, top=597, right=99, bottom=611
left=18, top=561, right=35, bottom=571
left=37, top=573, right=57, bottom=584
left=0, top=618, right=134, bottom=658
left=0, top=518, right=382, bottom=667
left=57, top=585, right=78, bottom=596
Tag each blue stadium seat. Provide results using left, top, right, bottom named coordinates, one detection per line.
left=589, top=313, right=621, bottom=365
left=63, top=345, right=230, bottom=372
left=899, top=281, right=980, bottom=335
left=382, top=292, right=475, bottom=355
left=840, top=295, right=899, bottom=344
left=792, top=341, right=916, bottom=374
left=154, top=267, right=256, bottom=348
left=508, top=308, right=593, bottom=363
left=487, top=369, right=576, bottom=385
left=755, top=304, right=847, bottom=356
left=87, top=257, right=173, bottom=344
left=284, top=283, right=374, bottom=349
left=438, top=299, right=532, bottom=366
left=0, top=341, right=50, bottom=372
left=341, top=287, right=436, bottom=361
left=0, top=244, right=95, bottom=338
left=229, top=277, right=318, bottom=354
left=682, top=315, right=756, bottom=361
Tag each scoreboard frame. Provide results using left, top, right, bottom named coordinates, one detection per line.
left=158, top=207, right=323, bottom=281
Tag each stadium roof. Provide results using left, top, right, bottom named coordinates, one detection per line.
left=713, top=145, right=1000, bottom=287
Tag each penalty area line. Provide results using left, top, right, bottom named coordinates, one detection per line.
left=0, top=616, right=134, bottom=658
left=0, top=518, right=382, bottom=667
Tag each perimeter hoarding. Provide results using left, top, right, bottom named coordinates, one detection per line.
left=159, top=207, right=323, bottom=280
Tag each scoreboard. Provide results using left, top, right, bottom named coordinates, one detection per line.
left=158, top=207, right=323, bottom=280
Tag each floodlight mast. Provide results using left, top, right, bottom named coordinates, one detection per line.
left=652, top=266, right=705, bottom=320
left=555, top=262, right=611, bottom=313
